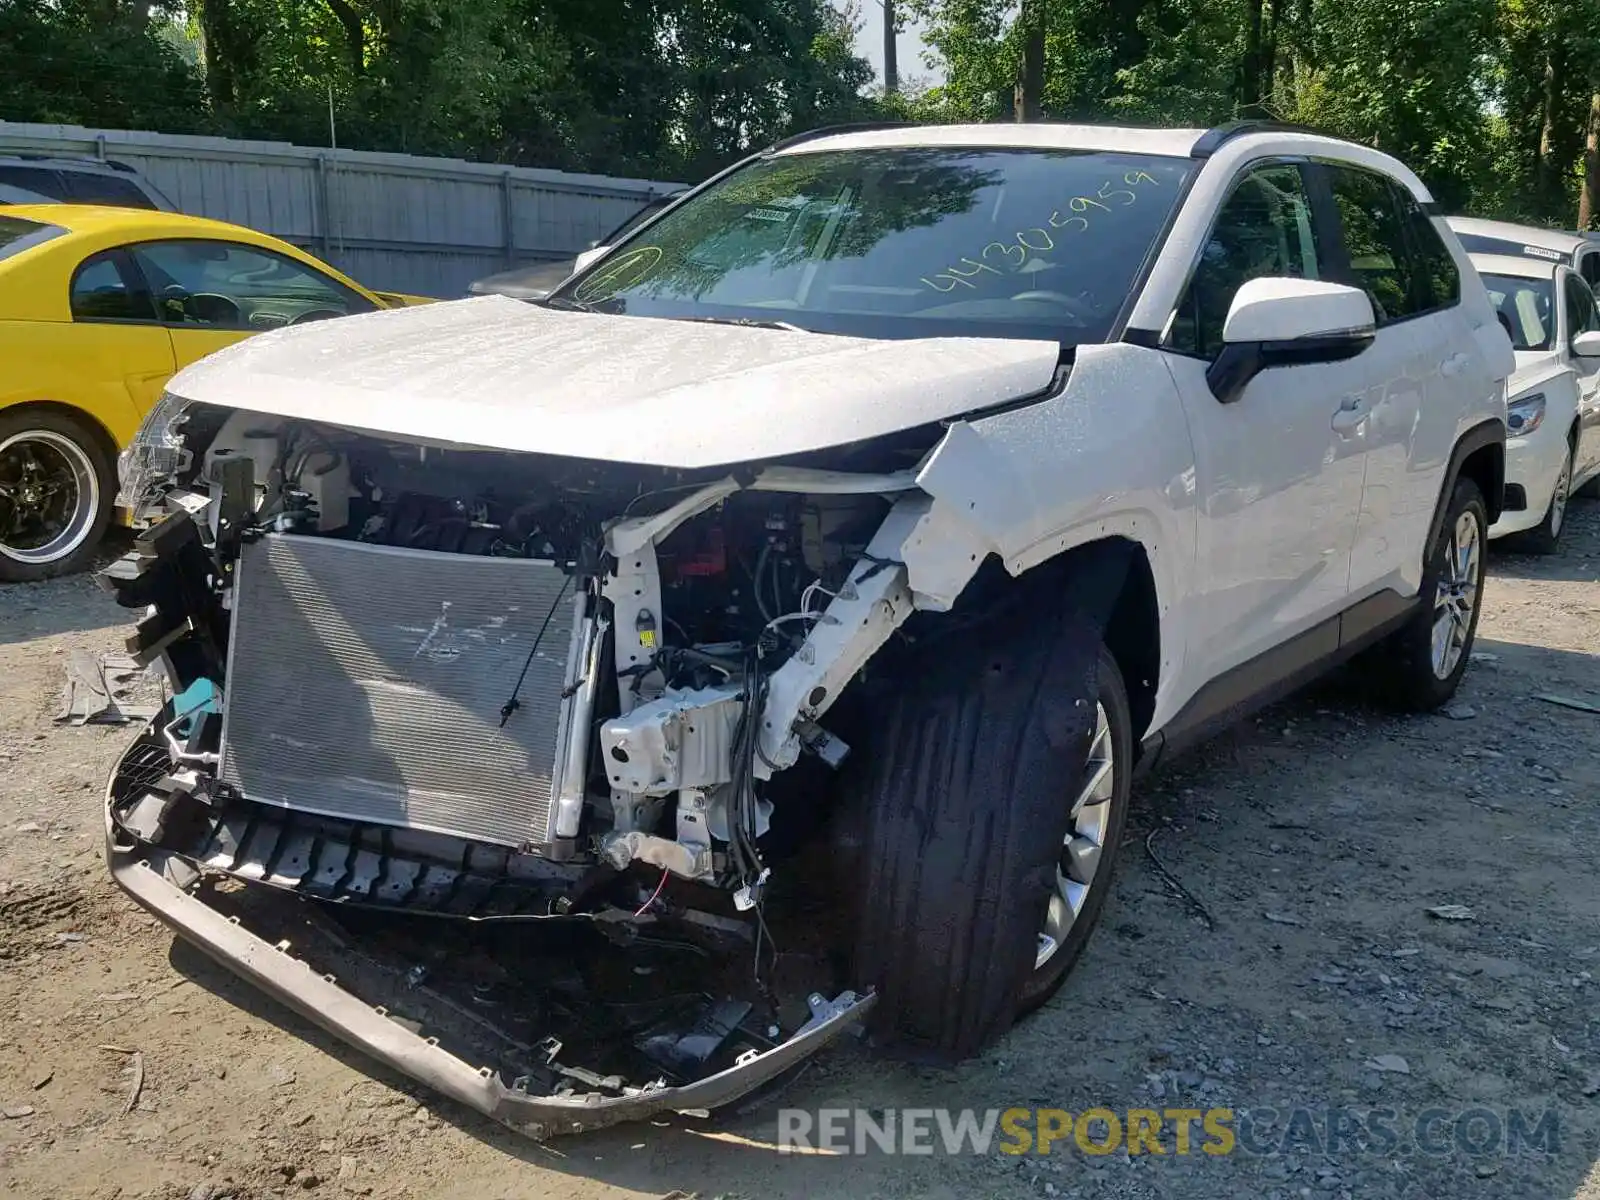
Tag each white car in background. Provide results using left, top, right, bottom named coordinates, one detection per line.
left=1449, top=216, right=1600, bottom=291
left=1468, top=248, right=1600, bottom=550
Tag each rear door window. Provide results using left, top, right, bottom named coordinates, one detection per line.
left=1401, top=200, right=1461, bottom=311
left=1326, top=166, right=1421, bottom=325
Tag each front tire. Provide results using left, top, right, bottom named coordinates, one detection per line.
left=848, top=611, right=1130, bottom=1061
left=1369, top=476, right=1488, bottom=711
left=0, top=409, right=115, bottom=583
left=1514, top=436, right=1575, bottom=554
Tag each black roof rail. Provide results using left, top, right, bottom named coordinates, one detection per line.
left=0, top=150, right=130, bottom=171
left=768, top=121, right=916, bottom=152
left=1190, top=119, right=1332, bottom=158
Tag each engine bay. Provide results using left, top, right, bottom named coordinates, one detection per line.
left=107, top=403, right=949, bottom=914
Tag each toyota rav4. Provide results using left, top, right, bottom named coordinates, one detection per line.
left=101, top=120, right=1511, bottom=1136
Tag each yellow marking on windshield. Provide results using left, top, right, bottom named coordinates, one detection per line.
left=920, top=170, right=1164, bottom=296
left=574, top=245, right=664, bottom=303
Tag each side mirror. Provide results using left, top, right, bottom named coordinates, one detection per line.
left=573, top=244, right=610, bottom=275
left=1206, top=277, right=1377, bottom=403
left=1572, top=329, right=1600, bottom=358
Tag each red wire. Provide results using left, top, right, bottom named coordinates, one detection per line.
left=633, top=868, right=669, bottom=917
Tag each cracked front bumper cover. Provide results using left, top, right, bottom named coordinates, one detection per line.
left=105, top=798, right=874, bottom=1137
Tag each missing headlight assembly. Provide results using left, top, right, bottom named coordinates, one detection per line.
left=98, top=402, right=994, bottom=1131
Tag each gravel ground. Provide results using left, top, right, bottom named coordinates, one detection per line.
left=3, top=506, right=1600, bottom=1200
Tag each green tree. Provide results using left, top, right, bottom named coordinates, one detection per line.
left=0, top=0, right=208, bottom=132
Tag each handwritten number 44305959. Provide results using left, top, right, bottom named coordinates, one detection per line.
left=921, top=170, right=1160, bottom=293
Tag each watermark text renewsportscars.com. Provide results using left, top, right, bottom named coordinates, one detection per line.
left=776, top=1106, right=1561, bottom=1159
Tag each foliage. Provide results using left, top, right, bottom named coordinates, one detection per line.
left=904, top=0, right=1600, bottom=225
left=0, top=0, right=879, bottom=180
left=4, top=0, right=1600, bottom=223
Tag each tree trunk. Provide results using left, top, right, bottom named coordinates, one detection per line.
left=1581, top=91, right=1600, bottom=231
left=198, top=0, right=238, bottom=110
left=1262, top=0, right=1281, bottom=110
left=1537, top=52, right=1562, bottom=211
left=882, top=0, right=898, bottom=94
left=323, top=0, right=367, bottom=77
left=1014, top=0, right=1045, bottom=121
left=1241, top=0, right=1265, bottom=115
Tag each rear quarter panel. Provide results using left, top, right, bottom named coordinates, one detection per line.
left=0, top=232, right=170, bottom=446
left=0, top=319, right=156, bottom=447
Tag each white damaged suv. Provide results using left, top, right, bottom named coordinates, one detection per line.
left=105, top=121, right=1510, bottom=1135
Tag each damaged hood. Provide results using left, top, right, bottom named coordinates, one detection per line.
left=165, top=296, right=1062, bottom=468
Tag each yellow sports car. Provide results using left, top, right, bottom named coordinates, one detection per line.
left=0, top=204, right=431, bottom=581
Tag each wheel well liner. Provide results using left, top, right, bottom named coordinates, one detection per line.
left=0, top=399, right=121, bottom=465
left=1048, top=538, right=1160, bottom=745
left=1431, top=419, right=1506, bottom=545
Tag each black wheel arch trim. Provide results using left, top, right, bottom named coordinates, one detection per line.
left=1427, top=418, right=1506, bottom=549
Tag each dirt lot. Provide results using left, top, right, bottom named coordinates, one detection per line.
left=3, top=508, right=1600, bottom=1200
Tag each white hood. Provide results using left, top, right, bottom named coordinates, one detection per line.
left=166, top=296, right=1062, bottom=469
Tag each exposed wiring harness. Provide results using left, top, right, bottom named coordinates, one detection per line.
left=724, top=645, right=770, bottom=892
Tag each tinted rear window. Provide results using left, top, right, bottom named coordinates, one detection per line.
left=0, top=165, right=68, bottom=199
left=60, top=172, right=157, bottom=209
left=0, top=214, right=65, bottom=263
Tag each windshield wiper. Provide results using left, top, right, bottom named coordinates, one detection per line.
left=672, top=315, right=813, bottom=333
left=537, top=294, right=600, bottom=313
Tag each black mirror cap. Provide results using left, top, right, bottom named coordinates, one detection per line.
left=1206, top=329, right=1376, bottom=404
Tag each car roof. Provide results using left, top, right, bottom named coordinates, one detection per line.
left=1446, top=216, right=1586, bottom=255
left=773, top=121, right=1401, bottom=165
left=0, top=203, right=270, bottom=241
left=778, top=123, right=1210, bottom=159
left=0, top=154, right=136, bottom=174
left=1469, top=252, right=1558, bottom=281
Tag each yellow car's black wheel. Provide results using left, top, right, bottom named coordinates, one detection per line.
left=0, top=409, right=115, bottom=582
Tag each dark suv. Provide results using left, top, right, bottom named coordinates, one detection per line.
left=0, top=155, right=174, bottom=211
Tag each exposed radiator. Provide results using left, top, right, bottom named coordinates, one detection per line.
left=219, top=535, right=578, bottom=849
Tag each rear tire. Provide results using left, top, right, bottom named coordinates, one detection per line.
left=0, top=409, right=115, bottom=583
left=848, top=608, right=1130, bottom=1061
left=1367, top=476, right=1488, bottom=711
left=1513, top=437, right=1574, bottom=555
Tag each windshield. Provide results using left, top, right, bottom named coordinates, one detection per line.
left=552, top=148, right=1193, bottom=343
left=1482, top=273, right=1554, bottom=351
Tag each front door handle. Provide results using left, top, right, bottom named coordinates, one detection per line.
left=1331, top=397, right=1369, bottom=435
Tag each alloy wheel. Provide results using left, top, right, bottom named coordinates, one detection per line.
left=1036, top=701, right=1115, bottom=970
left=0, top=431, right=99, bottom=566
left=1550, top=451, right=1572, bottom=538
left=1430, top=510, right=1482, bottom=680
